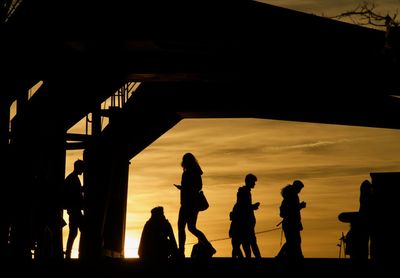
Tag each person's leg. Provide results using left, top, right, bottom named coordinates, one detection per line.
left=242, top=240, right=251, bottom=258
left=293, top=230, right=303, bottom=259
left=276, top=242, right=287, bottom=258
left=284, top=228, right=294, bottom=259
left=285, top=228, right=303, bottom=260
left=187, top=210, right=216, bottom=255
left=177, top=206, right=187, bottom=257
left=187, top=210, right=207, bottom=243
left=231, top=237, right=243, bottom=258
left=65, top=214, right=78, bottom=259
left=76, top=211, right=84, bottom=257
left=250, top=233, right=261, bottom=258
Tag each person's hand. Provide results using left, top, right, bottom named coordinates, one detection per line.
left=174, top=184, right=181, bottom=190
left=254, top=202, right=260, bottom=210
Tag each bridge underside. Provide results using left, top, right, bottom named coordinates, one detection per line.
left=0, top=0, right=399, bottom=262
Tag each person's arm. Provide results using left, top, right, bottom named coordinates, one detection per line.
left=176, top=172, right=186, bottom=190
left=252, top=202, right=260, bottom=210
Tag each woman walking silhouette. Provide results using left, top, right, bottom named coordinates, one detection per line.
left=174, top=153, right=216, bottom=258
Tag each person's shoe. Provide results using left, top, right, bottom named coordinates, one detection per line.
left=177, top=248, right=185, bottom=260
left=208, top=244, right=217, bottom=256
left=64, top=251, right=71, bottom=260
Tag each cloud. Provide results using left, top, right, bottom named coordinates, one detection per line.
left=264, top=138, right=352, bottom=154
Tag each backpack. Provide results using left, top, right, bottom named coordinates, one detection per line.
left=279, top=199, right=288, bottom=218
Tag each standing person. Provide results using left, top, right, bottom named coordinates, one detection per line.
left=357, top=179, right=373, bottom=261
left=138, top=206, right=178, bottom=261
left=230, top=173, right=261, bottom=259
left=278, top=180, right=306, bottom=261
left=63, top=159, right=85, bottom=259
left=173, top=153, right=216, bottom=258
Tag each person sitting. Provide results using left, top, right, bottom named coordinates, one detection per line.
left=138, top=206, right=178, bottom=261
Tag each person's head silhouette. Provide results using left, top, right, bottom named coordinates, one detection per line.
left=245, top=173, right=257, bottom=189
left=74, top=159, right=85, bottom=175
left=151, top=206, right=165, bottom=220
left=181, top=152, right=202, bottom=174
left=292, top=180, right=304, bottom=193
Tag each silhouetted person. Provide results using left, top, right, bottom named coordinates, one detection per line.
left=63, top=159, right=85, bottom=259
left=277, top=180, right=306, bottom=261
left=358, top=179, right=373, bottom=260
left=343, top=180, right=374, bottom=261
left=229, top=174, right=261, bottom=259
left=138, top=206, right=178, bottom=261
left=174, top=153, right=216, bottom=258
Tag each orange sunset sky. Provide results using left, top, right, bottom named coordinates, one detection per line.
left=65, top=118, right=400, bottom=258
left=61, top=0, right=400, bottom=259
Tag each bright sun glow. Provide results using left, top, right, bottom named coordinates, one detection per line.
left=124, top=235, right=140, bottom=258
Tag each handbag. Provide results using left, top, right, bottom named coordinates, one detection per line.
left=197, top=190, right=209, bottom=211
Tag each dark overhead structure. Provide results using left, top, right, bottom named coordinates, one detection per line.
left=0, top=0, right=399, bottom=261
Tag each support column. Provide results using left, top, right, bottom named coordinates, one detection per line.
left=9, top=87, right=66, bottom=260
left=80, top=145, right=111, bottom=259
left=0, top=95, right=11, bottom=258
left=0, top=96, right=9, bottom=146
left=7, top=92, right=31, bottom=259
left=103, top=158, right=129, bottom=257
left=80, top=144, right=129, bottom=259
left=34, top=120, right=66, bottom=261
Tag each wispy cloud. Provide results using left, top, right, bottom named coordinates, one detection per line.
left=265, top=138, right=352, bottom=153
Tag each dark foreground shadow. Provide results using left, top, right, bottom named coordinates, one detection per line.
left=0, top=257, right=391, bottom=278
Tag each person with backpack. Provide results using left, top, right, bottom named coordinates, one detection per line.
left=229, top=173, right=261, bottom=259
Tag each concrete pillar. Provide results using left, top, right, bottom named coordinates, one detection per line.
left=8, top=88, right=66, bottom=260
left=0, top=95, right=11, bottom=257
left=80, top=145, right=129, bottom=259
left=103, top=158, right=129, bottom=257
